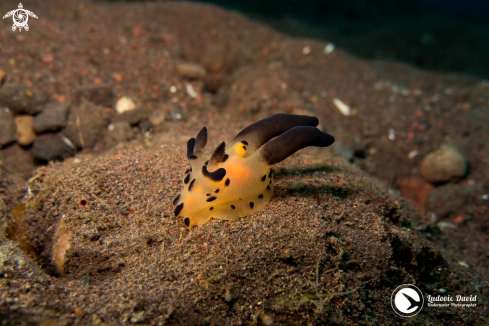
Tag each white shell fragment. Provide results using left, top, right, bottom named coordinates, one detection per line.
left=186, top=83, right=197, bottom=99
left=323, top=43, right=335, bottom=54
left=388, top=128, right=396, bottom=141
left=408, top=149, right=419, bottom=159
left=115, top=96, right=136, bottom=114
left=333, top=97, right=350, bottom=116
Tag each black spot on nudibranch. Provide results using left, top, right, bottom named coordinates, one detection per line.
left=268, top=169, right=272, bottom=178
left=222, top=154, right=229, bottom=162
left=184, top=174, right=190, bottom=184
left=184, top=217, right=190, bottom=227
left=188, top=179, right=196, bottom=191
left=206, top=196, right=217, bottom=202
left=258, top=194, right=264, bottom=199
left=210, top=207, right=214, bottom=211
left=215, top=189, right=220, bottom=193
left=261, top=175, right=266, bottom=181
left=185, top=168, right=190, bottom=174
left=242, top=146, right=247, bottom=150
left=231, top=205, right=235, bottom=209
left=202, top=166, right=227, bottom=182
left=249, top=202, right=254, bottom=209
left=267, top=185, right=270, bottom=190
left=206, top=193, right=211, bottom=196
left=204, top=160, right=209, bottom=166
left=241, top=140, right=248, bottom=145
left=225, top=178, right=230, bottom=186
left=174, top=203, right=184, bottom=216
left=173, top=195, right=180, bottom=205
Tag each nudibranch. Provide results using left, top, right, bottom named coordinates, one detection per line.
left=173, top=113, right=335, bottom=227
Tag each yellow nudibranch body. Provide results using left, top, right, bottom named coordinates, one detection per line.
left=173, top=113, right=335, bottom=227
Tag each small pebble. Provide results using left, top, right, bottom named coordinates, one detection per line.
left=408, top=149, right=419, bottom=159
left=333, top=97, right=350, bottom=116
left=302, top=46, right=311, bottom=55
left=15, top=115, right=36, bottom=146
left=112, top=106, right=149, bottom=125
left=32, top=133, right=76, bottom=162
left=73, top=84, right=113, bottom=107
left=420, top=146, right=467, bottom=184
left=33, top=101, right=71, bottom=133
left=63, top=101, right=110, bottom=148
left=186, top=83, right=197, bottom=98
left=0, top=83, right=48, bottom=115
left=0, top=109, right=16, bottom=148
left=201, top=45, right=226, bottom=73
left=109, top=121, right=134, bottom=142
left=176, top=63, right=206, bottom=79
left=388, top=128, right=396, bottom=141
left=323, top=43, right=335, bottom=54
left=115, top=96, right=136, bottom=114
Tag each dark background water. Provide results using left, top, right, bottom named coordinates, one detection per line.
left=182, top=0, right=489, bottom=79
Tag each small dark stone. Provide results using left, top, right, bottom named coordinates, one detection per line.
left=0, top=83, right=48, bottom=115
left=112, top=106, right=150, bottom=126
left=0, top=144, right=35, bottom=178
left=31, top=133, right=76, bottom=162
left=0, top=109, right=16, bottom=148
left=109, top=121, right=134, bottom=143
left=63, top=101, right=110, bottom=149
left=73, top=84, right=113, bottom=107
left=138, top=119, right=153, bottom=133
left=33, top=101, right=71, bottom=133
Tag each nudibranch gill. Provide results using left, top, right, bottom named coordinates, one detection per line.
left=173, top=113, right=335, bottom=227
